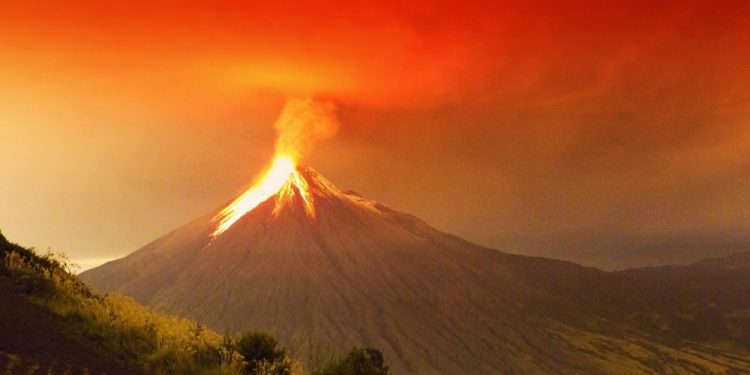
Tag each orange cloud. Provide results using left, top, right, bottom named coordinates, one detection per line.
left=2, top=0, right=748, bottom=111
left=2, top=0, right=750, bottom=270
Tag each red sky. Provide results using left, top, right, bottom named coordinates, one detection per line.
left=2, top=0, right=750, bottom=269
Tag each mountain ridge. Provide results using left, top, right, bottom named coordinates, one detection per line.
left=81, top=168, right=750, bottom=374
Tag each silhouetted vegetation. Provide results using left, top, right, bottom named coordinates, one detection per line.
left=312, top=347, right=389, bottom=375
left=235, top=331, right=292, bottom=375
left=0, top=351, right=96, bottom=375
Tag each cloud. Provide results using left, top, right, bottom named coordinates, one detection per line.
left=2, top=0, right=748, bottom=110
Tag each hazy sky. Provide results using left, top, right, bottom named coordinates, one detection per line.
left=1, top=0, right=749, bottom=270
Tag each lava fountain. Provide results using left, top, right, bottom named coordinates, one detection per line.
left=211, top=98, right=338, bottom=237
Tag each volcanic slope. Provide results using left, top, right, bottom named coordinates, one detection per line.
left=81, top=168, right=750, bottom=374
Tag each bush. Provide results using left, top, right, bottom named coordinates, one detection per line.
left=236, top=331, right=291, bottom=375
left=313, top=347, right=389, bottom=375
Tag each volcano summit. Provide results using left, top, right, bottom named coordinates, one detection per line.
left=81, top=167, right=750, bottom=374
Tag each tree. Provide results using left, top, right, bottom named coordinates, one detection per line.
left=236, top=331, right=291, bottom=375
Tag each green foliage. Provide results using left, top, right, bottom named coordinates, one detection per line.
left=1, top=238, right=245, bottom=375
left=236, top=331, right=291, bottom=375
left=312, top=347, right=389, bottom=375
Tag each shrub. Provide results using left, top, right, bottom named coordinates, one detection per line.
left=236, top=331, right=291, bottom=375
left=313, top=347, right=389, bottom=375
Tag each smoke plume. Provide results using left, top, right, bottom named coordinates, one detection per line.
left=273, top=98, right=340, bottom=161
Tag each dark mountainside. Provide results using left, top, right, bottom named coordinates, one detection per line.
left=81, top=168, right=750, bottom=374
left=616, top=252, right=750, bottom=346
left=0, top=278, right=145, bottom=375
left=0, top=232, right=145, bottom=375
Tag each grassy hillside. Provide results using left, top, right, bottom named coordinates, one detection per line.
left=0, top=231, right=249, bottom=375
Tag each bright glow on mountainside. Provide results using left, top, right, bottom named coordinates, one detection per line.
left=211, top=155, right=314, bottom=237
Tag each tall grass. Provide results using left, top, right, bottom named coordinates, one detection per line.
left=2, top=247, right=246, bottom=374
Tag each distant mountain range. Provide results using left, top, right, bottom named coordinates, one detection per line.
left=81, top=168, right=750, bottom=374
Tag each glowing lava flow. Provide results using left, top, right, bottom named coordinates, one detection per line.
left=211, top=154, right=314, bottom=237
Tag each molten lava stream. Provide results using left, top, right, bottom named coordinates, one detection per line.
left=211, top=155, right=314, bottom=237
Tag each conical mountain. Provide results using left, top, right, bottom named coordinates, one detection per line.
left=81, top=168, right=750, bottom=374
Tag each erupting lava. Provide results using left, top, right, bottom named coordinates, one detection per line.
left=211, top=155, right=314, bottom=237
left=211, top=98, right=338, bottom=238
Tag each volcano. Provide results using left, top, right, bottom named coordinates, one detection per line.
left=81, top=167, right=750, bottom=374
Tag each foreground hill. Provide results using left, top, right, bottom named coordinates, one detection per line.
left=81, top=168, right=750, bottom=374
left=0, top=269, right=142, bottom=375
left=0, top=231, right=247, bottom=375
